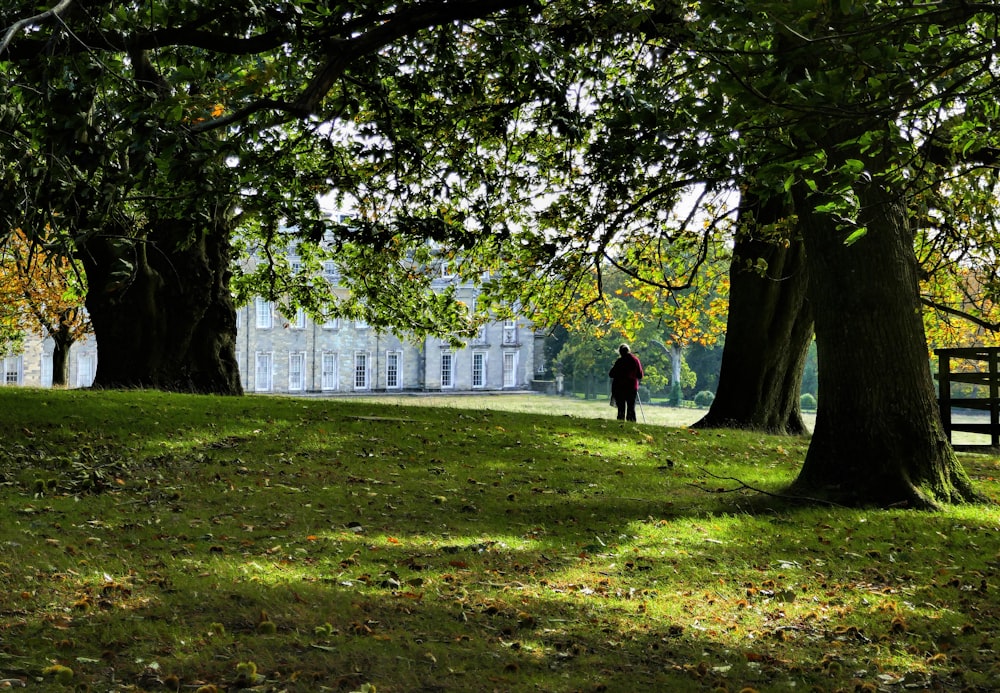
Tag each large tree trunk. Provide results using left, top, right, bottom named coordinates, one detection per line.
left=791, top=175, right=980, bottom=507
left=694, top=193, right=813, bottom=434
left=80, top=219, right=242, bottom=395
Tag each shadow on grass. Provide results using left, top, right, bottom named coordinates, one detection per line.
left=1, top=389, right=999, bottom=690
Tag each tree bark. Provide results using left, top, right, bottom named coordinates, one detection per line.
left=80, top=219, right=243, bottom=395
left=50, top=321, right=72, bottom=387
left=791, top=175, right=981, bottom=507
left=694, top=194, right=813, bottom=434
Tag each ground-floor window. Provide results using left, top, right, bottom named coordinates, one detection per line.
left=386, top=351, right=402, bottom=389
left=472, top=351, right=486, bottom=388
left=503, top=351, right=517, bottom=388
left=76, top=353, right=95, bottom=388
left=441, top=351, right=454, bottom=389
left=354, top=352, right=369, bottom=390
left=3, top=356, right=22, bottom=386
left=255, top=352, right=273, bottom=392
left=322, top=352, right=339, bottom=391
left=288, top=352, right=305, bottom=391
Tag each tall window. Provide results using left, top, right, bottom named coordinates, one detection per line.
left=503, top=352, right=517, bottom=388
left=255, top=298, right=272, bottom=329
left=3, top=356, right=22, bottom=386
left=41, top=354, right=53, bottom=388
left=291, top=308, right=307, bottom=330
left=255, top=352, right=273, bottom=392
left=441, top=351, right=454, bottom=389
left=354, top=352, right=369, bottom=390
left=386, top=351, right=402, bottom=390
left=472, top=352, right=486, bottom=389
left=321, top=352, right=339, bottom=391
left=288, top=352, right=305, bottom=391
left=76, top=353, right=95, bottom=388
left=322, top=316, right=339, bottom=330
left=502, top=319, right=517, bottom=345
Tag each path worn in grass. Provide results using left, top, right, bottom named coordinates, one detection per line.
left=0, top=389, right=998, bottom=691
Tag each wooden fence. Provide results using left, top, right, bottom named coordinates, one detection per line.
left=935, top=347, right=1000, bottom=451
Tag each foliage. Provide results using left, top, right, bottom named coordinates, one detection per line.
left=800, top=393, right=817, bottom=411
left=693, top=390, right=715, bottom=408
left=0, top=0, right=556, bottom=365
left=0, top=389, right=998, bottom=691
left=0, top=229, right=91, bottom=350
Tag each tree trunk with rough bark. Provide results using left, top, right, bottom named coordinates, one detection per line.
left=791, top=176, right=980, bottom=507
left=694, top=194, right=813, bottom=435
left=80, top=219, right=243, bottom=395
left=50, top=321, right=72, bottom=387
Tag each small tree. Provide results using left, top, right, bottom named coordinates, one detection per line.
left=1, top=230, right=91, bottom=386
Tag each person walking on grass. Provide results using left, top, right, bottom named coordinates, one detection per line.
left=609, top=343, right=644, bottom=422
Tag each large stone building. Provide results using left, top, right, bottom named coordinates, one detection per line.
left=4, top=279, right=544, bottom=394
left=236, top=276, right=545, bottom=394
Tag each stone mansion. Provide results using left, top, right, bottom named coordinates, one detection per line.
left=3, top=276, right=545, bottom=394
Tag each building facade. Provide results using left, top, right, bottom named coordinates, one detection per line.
left=5, top=285, right=544, bottom=394
left=2, top=332, right=99, bottom=389
left=236, top=282, right=544, bottom=394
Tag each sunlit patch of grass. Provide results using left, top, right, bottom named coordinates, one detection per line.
left=0, top=388, right=998, bottom=691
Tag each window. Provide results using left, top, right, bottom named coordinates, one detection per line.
left=288, top=352, right=305, bottom=391
left=502, top=319, right=517, bottom=345
left=323, top=261, right=339, bottom=283
left=3, top=356, right=22, bottom=386
left=441, top=351, right=454, bottom=389
left=503, top=352, right=517, bottom=388
left=41, top=354, right=53, bottom=388
left=255, top=352, right=273, bottom=392
left=472, top=352, right=487, bottom=389
left=354, top=352, right=369, bottom=390
left=322, top=316, right=339, bottom=330
left=321, top=352, right=339, bottom=391
left=355, top=319, right=369, bottom=329
left=386, top=351, right=402, bottom=389
left=76, top=353, right=95, bottom=388
left=292, top=308, right=307, bottom=330
left=255, top=298, right=272, bottom=329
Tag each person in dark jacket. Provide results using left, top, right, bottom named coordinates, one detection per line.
left=609, top=343, right=643, bottom=421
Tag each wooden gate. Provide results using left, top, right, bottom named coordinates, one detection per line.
left=935, top=347, right=1000, bottom=451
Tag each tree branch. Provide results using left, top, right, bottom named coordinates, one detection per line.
left=920, top=296, right=1000, bottom=332
left=192, top=0, right=536, bottom=132
left=0, top=0, right=74, bottom=56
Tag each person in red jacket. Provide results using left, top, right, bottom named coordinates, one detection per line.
left=609, top=343, right=643, bottom=422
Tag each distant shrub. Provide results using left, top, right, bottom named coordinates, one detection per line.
left=668, top=382, right=683, bottom=407
left=800, top=393, right=817, bottom=410
left=694, top=391, right=715, bottom=407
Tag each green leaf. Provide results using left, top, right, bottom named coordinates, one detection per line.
left=843, top=227, right=868, bottom=246
left=843, top=159, right=865, bottom=174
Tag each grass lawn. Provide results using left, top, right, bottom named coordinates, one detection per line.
left=1, top=388, right=998, bottom=692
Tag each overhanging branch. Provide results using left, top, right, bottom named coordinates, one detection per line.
left=192, top=0, right=536, bottom=132
left=0, top=0, right=74, bottom=56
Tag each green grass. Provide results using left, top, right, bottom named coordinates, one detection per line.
left=1, top=389, right=999, bottom=691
